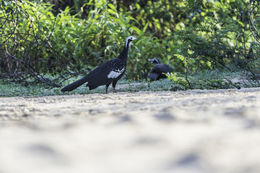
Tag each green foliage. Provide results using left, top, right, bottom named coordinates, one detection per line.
left=166, top=69, right=257, bottom=90
left=0, top=0, right=259, bottom=85
left=1, top=69, right=258, bottom=97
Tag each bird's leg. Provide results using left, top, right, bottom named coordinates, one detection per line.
left=113, top=87, right=116, bottom=92
left=112, top=80, right=118, bottom=92
left=105, top=83, right=111, bottom=94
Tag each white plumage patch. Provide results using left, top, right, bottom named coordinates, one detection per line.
left=107, top=68, right=125, bottom=79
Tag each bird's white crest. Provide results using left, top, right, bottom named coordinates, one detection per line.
left=107, top=68, right=125, bottom=79
left=125, top=36, right=136, bottom=48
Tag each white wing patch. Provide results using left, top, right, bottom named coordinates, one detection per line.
left=107, top=68, right=125, bottom=79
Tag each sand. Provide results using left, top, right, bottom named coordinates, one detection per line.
left=0, top=88, right=260, bottom=173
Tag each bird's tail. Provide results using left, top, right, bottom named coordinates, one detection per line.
left=61, top=76, right=88, bottom=92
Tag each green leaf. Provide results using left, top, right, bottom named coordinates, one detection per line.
left=108, top=3, right=116, bottom=11
left=131, top=26, right=141, bottom=34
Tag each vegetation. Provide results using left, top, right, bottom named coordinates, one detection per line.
left=0, top=0, right=259, bottom=96
left=0, top=69, right=257, bottom=97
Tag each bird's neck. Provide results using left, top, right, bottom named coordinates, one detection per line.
left=118, top=45, right=129, bottom=60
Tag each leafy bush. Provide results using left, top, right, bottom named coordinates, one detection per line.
left=0, top=0, right=259, bottom=86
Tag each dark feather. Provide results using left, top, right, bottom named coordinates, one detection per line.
left=148, top=60, right=172, bottom=81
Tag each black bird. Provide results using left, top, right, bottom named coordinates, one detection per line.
left=147, top=58, right=173, bottom=81
left=61, top=36, right=136, bottom=93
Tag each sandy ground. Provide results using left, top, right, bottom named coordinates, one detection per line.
left=0, top=88, right=260, bottom=173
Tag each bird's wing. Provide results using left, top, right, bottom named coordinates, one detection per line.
left=86, top=58, right=124, bottom=87
left=152, top=64, right=172, bottom=74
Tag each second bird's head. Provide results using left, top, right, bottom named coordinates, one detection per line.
left=149, top=58, right=160, bottom=64
left=125, top=36, right=136, bottom=48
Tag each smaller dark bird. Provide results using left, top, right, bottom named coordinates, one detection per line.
left=147, top=58, right=173, bottom=81
left=61, top=36, right=136, bottom=93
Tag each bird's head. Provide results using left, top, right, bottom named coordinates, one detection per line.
left=149, top=58, right=160, bottom=64
left=125, top=36, right=136, bottom=48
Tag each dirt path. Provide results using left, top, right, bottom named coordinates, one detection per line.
left=0, top=88, right=260, bottom=173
